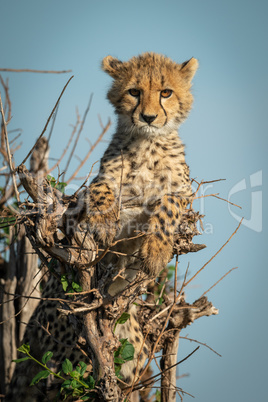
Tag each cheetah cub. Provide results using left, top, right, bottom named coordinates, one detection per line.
left=6, top=53, right=198, bottom=400
left=84, top=52, right=198, bottom=288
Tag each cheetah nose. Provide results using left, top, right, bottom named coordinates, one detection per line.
left=141, top=114, right=158, bottom=124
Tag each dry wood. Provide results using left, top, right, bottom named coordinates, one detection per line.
left=0, top=138, right=50, bottom=396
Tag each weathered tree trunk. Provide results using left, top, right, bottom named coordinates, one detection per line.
left=0, top=227, right=41, bottom=391
left=0, top=138, right=49, bottom=396
left=159, top=296, right=219, bottom=402
left=161, top=332, right=180, bottom=402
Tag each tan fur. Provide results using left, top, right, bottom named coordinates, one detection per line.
left=102, top=52, right=197, bottom=135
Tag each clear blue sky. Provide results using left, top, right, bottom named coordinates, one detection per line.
left=1, top=1, right=267, bottom=401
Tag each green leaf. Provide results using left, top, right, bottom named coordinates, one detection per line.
left=117, top=312, right=130, bottom=325
left=70, top=370, right=80, bottom=379
left=72, top=388, right=83, bottom=397
left=0, top=216, right=16, bottom=225
left=67, top=289, right=74, bottom=294
left=62, top=358, right=73, bottom=375
left=114, top=312, right=130, bottom=332
left=56, top=182, right=67, bottom=193
left=114, top=338, right=135, bottom=378
left=155, top=388, right=161, bottom=401
left=114, top=357, right=125, bottom=365
left=75, top=366, right=81, bottom=375
left=61, top=379, right=72, bottom=390
left=42, top=351, right=53, bottom=365
left=71, top=281, right=82, bottom=292
left=77, top=361, right=87, bottom=377
left=61, top=380, right=74, bottom=397
left=71, top=379, right=79, bottom=389
left=30, top=370, right=50, bottom=386
left=47, top=175, right=67, bottom=193
left=47, top=175, right=56, bottom=186
left=114, top=348, right=120, bottom=358
left=119, top=338, right=128, bottom=347
left=61, top=275, right=69, bottom=292
left=76, top=379, right=90, bottom=388
left=118, top=338, right=129, bottom=352
left=85, top=375, right=95, bottom=389
left=114, top=364, right=121, bottom=377
left=12, top=356, right=30, bottom=363
left=121, top=341, right=134, bottom=361
left=18, top=343, right=30, bottom=354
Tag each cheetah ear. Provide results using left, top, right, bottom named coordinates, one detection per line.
left=180, top=58, right=199, bottom=82
left=102, top=56, right=123, bottom=79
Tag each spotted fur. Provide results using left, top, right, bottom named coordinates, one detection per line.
left=83, top=181, right=119, bottom=245
left=5, top=275, right=90, bottom=401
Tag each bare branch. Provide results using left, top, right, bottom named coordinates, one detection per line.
left=63, top=94, right=93, bottom=181
left=131, top=347, right=200, bottom=392
left=47, top=110, right=81, bottom=175
left=66, top=118, right=111, bottom=184
left=201, top=267, right=238, bottom=297
left=184, top=219, right=243, bottom=288
left=20, top=75, right=74, bottom=166
left=0, top=93, right=20, bottom=203
left=180, top=335, right=221, bottom=357
left=0, top=68, right=72, bottom=74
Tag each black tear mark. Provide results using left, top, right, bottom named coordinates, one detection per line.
left=159, top=93, right=168, bottom=125
left=131, top=96, right=140, bottom=124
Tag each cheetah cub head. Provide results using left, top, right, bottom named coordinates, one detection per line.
left=102, top=52, right=198, bottom=136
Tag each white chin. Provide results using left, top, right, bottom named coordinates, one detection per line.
left=118, top=115, right=179, bottom=135
left=136, top=121, right=179, bottom=135
left=139, top=124, right=159, bottom=134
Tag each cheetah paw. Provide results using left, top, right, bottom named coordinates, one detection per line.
left=140, top=234, right=173, bottom=277
left=87, top=212, right=119, bottom=246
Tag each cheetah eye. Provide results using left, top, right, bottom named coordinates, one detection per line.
left=129, top=88, right=140, bottom=97
left=161, top=89, right=173, bottom=98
